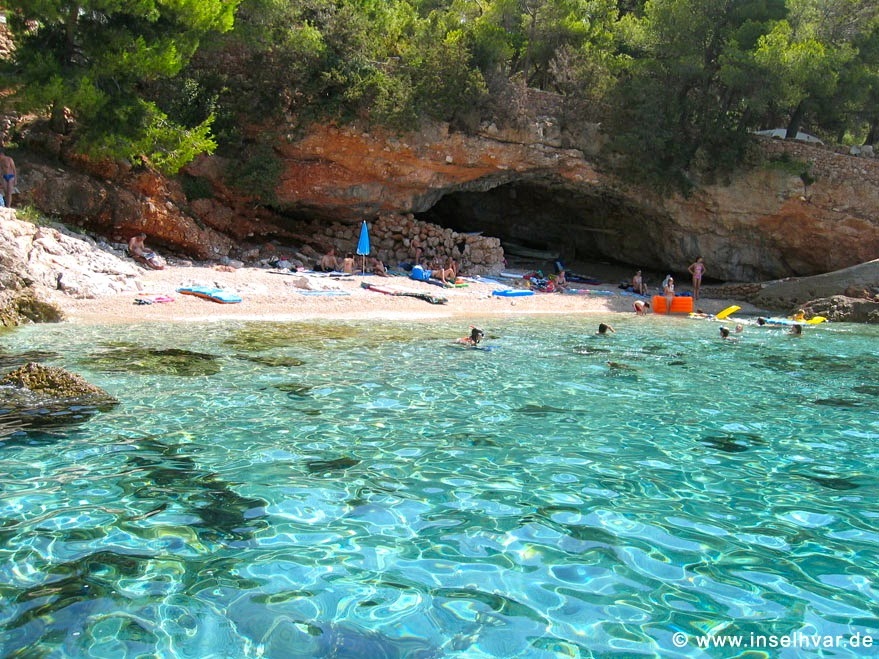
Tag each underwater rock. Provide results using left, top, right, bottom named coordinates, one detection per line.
left=0, top=362, right=118, bottom=436
left=1, top=362, right=115, bottom=399
left=84, top=345, right=221, bottom=376
left=306, top=457, right=360, bottom=474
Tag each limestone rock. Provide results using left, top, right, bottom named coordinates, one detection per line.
left=0, top=210, right=148, bottom=315
left=1, top=362, right=114, bottom=400
left=803, top=296, right=879, bottom=324
left=750, top=259, right=879, bottom=310
left=0, top=362, right=119, bottom=436
left=11, top=116, right=879, bottom=282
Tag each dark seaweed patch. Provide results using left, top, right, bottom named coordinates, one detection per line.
left=517, top=404, right=571, bottom=416
left=813, top=398, right=866, bottom=409
left=0, top=351, right=60, bottom=370
left=236, top=354, right=305, bottom=368
left=307, top=457, right=360, bottom=474
left=700, top=433, right=765, bottom=453
left=83, top=345, right=221, bottom=376
left=275, top=383, right=313, bottom=398
left=801, top=475, right=860, bottom=491
left=572, top=345, right=610, bottom=355
left=224, top=322, right=362, bottom=352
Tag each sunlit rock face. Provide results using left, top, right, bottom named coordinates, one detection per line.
left=269, top=123, right=879, bottom=281
left=15, top=117, right=879, bottom=282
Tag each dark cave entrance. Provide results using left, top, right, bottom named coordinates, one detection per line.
left=415, top=181, right=667, bottom=279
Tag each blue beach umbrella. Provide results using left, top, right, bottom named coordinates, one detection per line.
left=356, top=220, right=370, bottom=273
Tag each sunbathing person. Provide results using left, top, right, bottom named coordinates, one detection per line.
left=319, top=248, right=339, bottom=272
left=128, top=233, right=166, bottom=270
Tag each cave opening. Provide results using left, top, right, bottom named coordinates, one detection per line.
left=415, top=181, right=667, bottom=280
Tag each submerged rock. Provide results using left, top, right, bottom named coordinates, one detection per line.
left=84, top=345, right=222, bottom=376
left=0, top=362, right=118, bottom=436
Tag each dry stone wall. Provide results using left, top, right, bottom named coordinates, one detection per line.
left=301, top=213, right=505, bottom=275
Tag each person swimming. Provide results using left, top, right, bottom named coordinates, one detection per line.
left=597, top=323, right=615, bottom=335
left=456, top=326, right=485, bottom=346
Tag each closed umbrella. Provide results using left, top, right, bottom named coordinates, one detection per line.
left=356, top=220, right=370, bottom=274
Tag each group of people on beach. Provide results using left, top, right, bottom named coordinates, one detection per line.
left=318, top=248, right=390, bottom=277
left=317, top=240, right=460, bottom=283
left=630, top=256, right=707, bottom=314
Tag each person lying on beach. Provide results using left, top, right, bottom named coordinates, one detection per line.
left=431, top=257, right=456, bottom=283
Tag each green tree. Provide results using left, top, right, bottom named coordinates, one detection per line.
left=605, top=0, right=786, bottom=191
left=754, top=0, right=879, bottom=139
left=2, top=0, right=240, bottom=173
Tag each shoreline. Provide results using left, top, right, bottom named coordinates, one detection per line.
left=43, top=263, right=757, bottom=326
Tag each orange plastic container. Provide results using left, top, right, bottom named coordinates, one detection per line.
left=652, top=295, right=694, bottom=313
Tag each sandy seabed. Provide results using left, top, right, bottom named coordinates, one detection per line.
left=45, top=264, right=750, bottom=326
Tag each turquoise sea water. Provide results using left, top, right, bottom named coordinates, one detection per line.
left=0, top=315, right=877, bottom=658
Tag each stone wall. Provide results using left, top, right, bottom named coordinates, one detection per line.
left=300, top=213, right=505, bottom=275
left=761, top=138, right=879, bottom=185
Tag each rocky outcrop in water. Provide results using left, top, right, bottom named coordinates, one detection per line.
left=0, top=362, right=119, bottom=437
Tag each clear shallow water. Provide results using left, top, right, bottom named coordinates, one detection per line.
left=0, top=316, right=877, bottom=658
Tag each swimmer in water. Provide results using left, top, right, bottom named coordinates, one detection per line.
left=456, top=326, right=485, bottom=346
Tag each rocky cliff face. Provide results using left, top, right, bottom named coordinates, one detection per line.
left=266, top=122, right=879, bottom=281
left=11, top=117, right=879, bottom=282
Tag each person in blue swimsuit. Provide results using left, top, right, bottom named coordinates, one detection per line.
left=0, top=148, right=16, bottom=208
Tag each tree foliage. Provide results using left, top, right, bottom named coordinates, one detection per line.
left=4, top=0, right=879, bottom=188
left=2, top=0, right=240, bottom=173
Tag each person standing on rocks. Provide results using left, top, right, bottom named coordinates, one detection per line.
left=0, top=148, right=17, bottom=208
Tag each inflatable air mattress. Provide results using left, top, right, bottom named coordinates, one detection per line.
left=177, top=286, right=242, bottom=304
left=651, top=295, right=694, bottom=313
left=492, top=289, right=534, bottom=297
